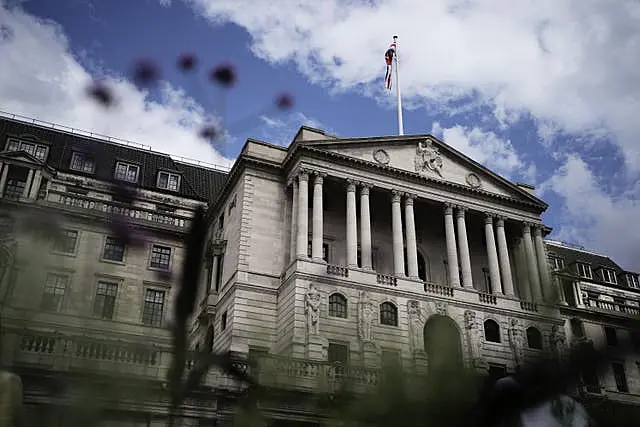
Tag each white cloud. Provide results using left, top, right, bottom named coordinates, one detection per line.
left=541, top=156, right=640, bottom=271
left=182, top=0, right=640, bottom=171
left=255, top=112, right=330, bottom=146
left=431, top=123, right=535, bottom=182
left=0, top=2, right=233, bottom=169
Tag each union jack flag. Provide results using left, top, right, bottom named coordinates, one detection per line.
left=384, top=42, right=396, bottom=90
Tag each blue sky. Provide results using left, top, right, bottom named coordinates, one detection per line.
left=1, top=0, right=639, bottom=270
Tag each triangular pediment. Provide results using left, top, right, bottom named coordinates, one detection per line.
left=301, top=135, right=545, bottom=206
left=0, top=150, right=45, bottom=166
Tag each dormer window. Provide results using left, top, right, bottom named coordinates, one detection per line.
left=576, top=263, right=592, bottom=279
left=549, top=256, right=565, bottom=271
left=626, top=274, right=639, bottom=289
left=6, top=138, right=48, bottom=162
left=157, top=171, right=180, bottom=191
left=70, top=152, right=95, bottom=173
left=114, top=161, right=139, bottom=183
left=601, top=268, right=617, bottom=285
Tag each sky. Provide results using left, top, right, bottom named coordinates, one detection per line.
left=0, top=0, right=638, bottom=271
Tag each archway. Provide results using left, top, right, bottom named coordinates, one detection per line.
left=423, top=315, right=463, bottom=374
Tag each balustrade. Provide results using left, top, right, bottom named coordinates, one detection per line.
left=583, top=297, right=640, bottom=316
left=423, top=282, right=454, bottom=297
left=44, top=189, right=190, bottom=229
left=327, top=264, right=349, bottom=277
left=478, top=292, right=497, bottom=305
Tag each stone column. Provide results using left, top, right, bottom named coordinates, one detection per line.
left=404, top=194, right=419, bottom=279
left=22, top=169, right=34, bottom=199
left=210, top=254, right=219, bottom=291
left=455, top=206, right=473, bottom=288
left=522, top=223, right=542, bottom=301
left=311, top=172, right=325, bottom=261
left=346, top=179, right=358, bottom=267
left=360, top=183, right=373, bottom=269
left=495, top=216, right=515, bottom=296
left=296, top=170, right=310, bottom=258
left=484, top=214, right=502, bottom=294
left=533, top=226, right=552, bottom=301
left=0, top=164, right=8, bottom=195
left=391, top=190, right=405, bottom=276
left=27, top=170, right=42, bottom=199
left=289, top=180, right=298, bottom=262
left=444, top=204, right=460, bottom=287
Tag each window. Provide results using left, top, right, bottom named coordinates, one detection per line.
left=570, top=318, right=585, bottom=338
left=549, top=256, right=565, bottom=270
left=576, top=263, right=592, bottom=279
left=526, top=327, right=543, bottom=350
left=114, top=161, right=139, bottom=183
left=626, top=274, right=639, bottom=289
left=6, top=138, right=48, bottom=161
left=221, top=311, right=228, bottom=330
left=488, top=365, right=507, bottom=384
left=41, top=273, right=67, bottom=311
left=604, top=327, right=618, bottom=346
left=612, top=362, right=628, bottom=392
left=382, top=350, right=401, bottom=368
left=53, top=229, right=78, bottom=254
left=601, top=269, right=617, bottom=284
left=93, top=281, right=118, bottom=319
left=379, top=302, right=398, bottom=326
left=142, top=289, right=165, bottom=326
left=70, top=152, right=95, bottom=173
left=484, top=319, right=501, bottom=343
left=582, top=365, right=600, bottom=393
left=328, top=293, right=347, bottom=318
left=482, top=267, right=492, bottom=292
left=307, top=241, right=329, bottom=262
left=157, top=171, right=180, bottom=191
left=218, top=212, right=224, bottom=230
left=328, top=343, right=348, bottom=365
left=102, top=236, right=125, bottom=262
left=37, top=178, right=48, bottom=200
left=3, top=165, right=29, bottom=199
left=150, top=245, right=171, bottom=270
left=215, top=254, right=224, bottom=291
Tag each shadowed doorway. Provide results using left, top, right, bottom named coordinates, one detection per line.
left=423, top=314, right=463, bottom=374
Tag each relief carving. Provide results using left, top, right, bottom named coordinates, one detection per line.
left=415, top=140, right=444, bottom=178
left=304, top=284, right=321, bottom=336
left=508, top=318, right=525, bottom=370
left=550, top=324, right=566, bottom=362
left=464, top=310, right=485, bottom=367
left=358, top=291, right=376, bottom=343
left=434, top=301, right=448, bottom=316
left=407, top=300, right=425, bottom=353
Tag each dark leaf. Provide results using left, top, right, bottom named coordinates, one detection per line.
left=275, top=93, right=294, bottom=111
left=86, top=81, right=114, bottom=107
left=131, top=58, right=161, bottom=87
left=177, top=53, right=197, bottom=71
left=209, top=64, right=236, bottom=87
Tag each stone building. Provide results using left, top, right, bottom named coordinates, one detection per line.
left=0, top=113, right=638, bottom=425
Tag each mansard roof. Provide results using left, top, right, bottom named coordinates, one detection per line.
left=0, top=116, right=227, bottom=203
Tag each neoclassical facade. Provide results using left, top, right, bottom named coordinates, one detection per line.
left=0, top=113, right=638, bottom=426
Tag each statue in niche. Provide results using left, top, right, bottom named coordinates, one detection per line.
left=508, top=318, right=525, bottom=370
left=407, top=300, right=425, bottom=353
left=359, top=291, right=376, bottom=343
left=415, top=140, right=444, bottom=178
left=304, top=284, right=321, bottom=336
left=464, top=310, right=484, bottom=366
left=550, top=324, right=566, bottom=361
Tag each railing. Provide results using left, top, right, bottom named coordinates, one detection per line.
left=327, top=264, right=349, bottom=277
left=583, top=298, right=640, bottom=316
left=11, top=331, right=382, bottom=393
left=45, top=190, right=190, bottom=229
left=376, top=273, right=397, bottom=287
left=519, top=301, right=538, bottom=312
left=478, top=293, right=497, bottom=305
left=424, top=282, right=454, bottom=297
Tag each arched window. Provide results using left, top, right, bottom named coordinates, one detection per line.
left=380, top=302, right=398, bottom=326
left=328, top=293, right=347, bottom=318
left=526, top=327, right=543, bottom=349
left=484, top=319, right=501, bottom=343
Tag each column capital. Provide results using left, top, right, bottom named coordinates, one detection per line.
left=403, top=193, right=417, bottom=206
left=444, top=203, right=454, bottom=215
left=297, top=169, right=310, bottom=182
left=313, top=171, right=326, bottom=185
left=522, top=222, right=533, bottom=233
left=495, top=217, right=506, bottom=227
left=346, top=179, right=358, bottom=192
left=360, top=184, right=372, bottom=196
left=391, top=189, right=403, bottom=203
left=455, top=206, right=468, bottom=218
left=484, top=213, right=494, bottom=225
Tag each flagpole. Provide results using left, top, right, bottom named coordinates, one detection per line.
left=393, top=35, right=404, bottom=136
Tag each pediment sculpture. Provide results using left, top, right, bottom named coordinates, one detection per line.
left=415, top=140, right=444, bottom=178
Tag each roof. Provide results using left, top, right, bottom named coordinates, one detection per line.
left=0, top=116, right=228, bottom=203
left=545, top=240, right=628, bottom=273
